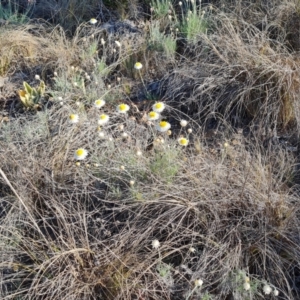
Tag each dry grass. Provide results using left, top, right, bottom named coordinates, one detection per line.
left=1, top=1, right=300, bottom=299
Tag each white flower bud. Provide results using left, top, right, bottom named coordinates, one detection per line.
left=194, top=279, right=203, bottom=287
left=152, top=239, right=160, bottom=249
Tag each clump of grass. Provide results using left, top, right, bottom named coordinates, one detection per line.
left=149, top=21, right=177, bottom=59
left=180, top=0, right=208, bottom=43
left=150, top=146, right=179, bottom=184
left=0, top=0, right=32, bottom=24
left=1, top=1, right=300, bottom=300
left=151, top=0, right=172, bottom=18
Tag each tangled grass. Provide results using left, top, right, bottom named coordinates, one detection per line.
left=1, top=0, right=300, bottom=299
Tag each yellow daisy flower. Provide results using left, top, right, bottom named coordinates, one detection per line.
left=134, top=62, right=143, bottom=70
left=178, top=137, right=189, bottom=146
left=147, top=111, right=160, bottom=121
left=74, top=148, right=88, bottom=160
left=117, top=103, right=130, bottom=113
left=69, top=114, right=79, bottom=124
left=152, top=102, right=165, bottom=113
left=94, top=99, right=105, bottom=108
left=98, top=114, right=109, bottom=125
left=156, top=120, right=171, bottom=132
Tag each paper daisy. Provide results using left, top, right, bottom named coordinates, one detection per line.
left=74, top=148, right=88, bottom=160
left=89, top=18, right=97, bottom=25
left=134, top=62, right=143, bottom=70
left=94, top=99, right=105, bottom=108
left=147, top=111, right=160, bottom=121
left=178, top=137, right=189, bottom=146
left=69, top=114, right=79, bottom=124
left=98, top=114, right=109, bottom=125
left=152, top=239, right=160, bottom=249
left=152, top=102, right=165, bottom=113
left=156, top=120, right=171, bottom=132
left=117, top=103, right=130, bottom=113
left=263, top=284, right=272, bottom=295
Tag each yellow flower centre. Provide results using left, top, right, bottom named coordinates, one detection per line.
left=76, top=149, right=84, bottom=156
left=70, top=114, right=76, bottom=120
left=179, top=138, right=188, bottom=145
left=155, top=103, right=162, bottom=109
left=100, top=114, right=107, bottom=120
left=149, top=111, right=156, bottom=118
left=160, top=121, right=168, bottom=128
left=119, top=104, right=127, bottom=111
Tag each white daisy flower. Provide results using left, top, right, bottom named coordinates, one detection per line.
left=178, top=137, right=189, bottom=146
left=147, top=111, right=160, bottom=121
left=263, top=284, right=272, bottom=295
left=152, top=239, right=160, bottom=249
left=69, top=114, right=79, bottom=124
left=152, top=102, right=165, bottom=113
left=117, top=103, right=130, bottom=113
left=74, top=148, right=88, bottom=160
left=94, top=99, right=105, bottom=108
left=134, top=62, right=143, bottom=70
left=89, top=18, right=97, bottom=25
left=156, top=120, right=171, bottom=132
left=98, top=114, right=109, bottom=125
